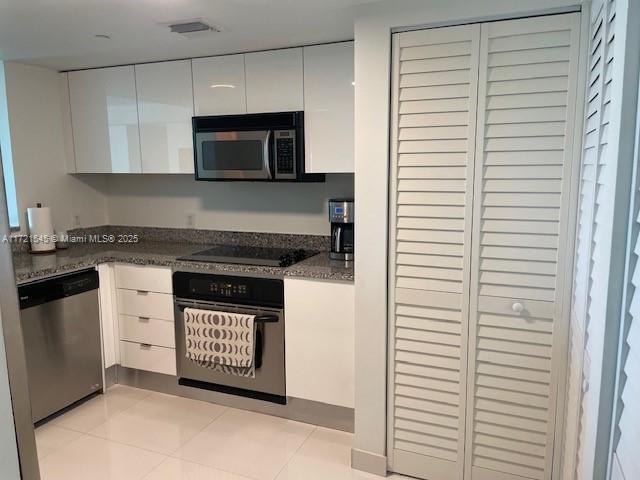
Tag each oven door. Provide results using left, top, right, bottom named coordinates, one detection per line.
left=195, top=130, right=272, bottom=180
left=174, top=298, right=286, bottom=403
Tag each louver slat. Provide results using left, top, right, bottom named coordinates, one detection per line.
left=564, top=4, right=613, bottom=479
left=608, top=0, right=640, bottom=475
left=390, top=23, right=480, bottom=479
left=467, top=13, right=579, bottom=480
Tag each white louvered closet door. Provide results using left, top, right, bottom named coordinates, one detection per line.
left=388, top=24, right=480, bottom=480
left=465, top=13, right=581, bottom=480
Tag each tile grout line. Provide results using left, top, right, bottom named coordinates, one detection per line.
left=51, top=386, right=154, bottom=434
left=161, top=455, right=258, bottom=480
left=270, top=425, right=318, bottom=480
left=34, top=423, right=84, bottom=461
left=43, top=387, right=345, bottom=480
left=164, top=405, right=231, bottom=458
left=78, top=392, right=230, bottom=459
left=82, top=388, right=162, bottom=435
left=81, top=430, right=174, bottom=457
left=166, top=408, right=316, bottom=480
left=82, top=406, right=230, bottom=457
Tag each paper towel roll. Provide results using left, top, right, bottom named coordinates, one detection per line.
left=27, top=205, right=56, bottom=253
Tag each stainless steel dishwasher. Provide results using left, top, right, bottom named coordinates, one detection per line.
left=18, top=269, right=102, bottom=423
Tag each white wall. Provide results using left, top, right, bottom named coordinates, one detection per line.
left=352, top=0, right=585, bottom=472
left=3, top=63, right=353, bottom=237
left=3, top=62, right=108, bottom=233
left=105, top=174, right=353, bottom=235
left=0, top=309, right=21, bottom=480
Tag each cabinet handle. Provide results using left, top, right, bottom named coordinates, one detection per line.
left=511, top=302, right=525, bottom=313
left=137, top=290, right=149, bottom=295
left=138, top=316, right=150, bottom=322
left=140, top=343, right=152, bottom=350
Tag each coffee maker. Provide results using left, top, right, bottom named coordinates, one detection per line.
left=329, top=199, right=354, bottom=261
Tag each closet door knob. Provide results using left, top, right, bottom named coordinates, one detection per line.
left=511, top=302, right=524, bottom=313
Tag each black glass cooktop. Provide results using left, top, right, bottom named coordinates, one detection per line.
left=178, top=245, right=316, bottom=268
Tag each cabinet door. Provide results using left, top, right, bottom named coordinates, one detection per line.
left=135, top=60, right=194, bottom=174
left=284, top=278, right=354, bottom=408
left=388, top=24, right=480, bottom=480
left=245, top=48, right=303, bottom=113
left=465, top=13, right=580, bottom=480
left=68, top=66, right=141, bottom=173
left=303, top=42, right=354, bottom=173
left=192, top=54, right=247, bottom=115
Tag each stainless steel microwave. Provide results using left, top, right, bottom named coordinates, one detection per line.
left=192, top=111, right=323, bottom=182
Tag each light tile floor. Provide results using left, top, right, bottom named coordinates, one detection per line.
left=36, top=385, right=409, bottom=480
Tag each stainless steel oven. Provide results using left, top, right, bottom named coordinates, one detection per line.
left=193, top=111, right=323, bottom=182
left=173, top=271, right=286, bottom=404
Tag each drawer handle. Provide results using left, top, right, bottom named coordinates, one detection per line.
left=137, top=290, right=149, bottom=295
left=511, top=302, right=525, bottom=314
left=138, top=316, right=150, bottom=322
left=140, top=343, right=152, bottom=350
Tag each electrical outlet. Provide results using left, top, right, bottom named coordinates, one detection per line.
left=187, top=213, right=196, bottom=228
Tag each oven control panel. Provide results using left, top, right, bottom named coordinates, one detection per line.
left=174, top=272, right=284, bottom=308
left=190, top=279, right=249, bottom=299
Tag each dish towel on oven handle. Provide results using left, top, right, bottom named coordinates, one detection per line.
left=183, top=307, right=256, bottom=378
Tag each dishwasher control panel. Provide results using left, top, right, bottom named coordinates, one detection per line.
left=18, top=269, right=99, bottom=309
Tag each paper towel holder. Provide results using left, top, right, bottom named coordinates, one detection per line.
left=27, top=203, right=57, bottom=254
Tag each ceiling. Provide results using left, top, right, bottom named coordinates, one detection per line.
left=0, top=0, right=378, bottom=71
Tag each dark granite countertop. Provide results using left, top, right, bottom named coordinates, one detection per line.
left=13, top=241, right=354, bottom=285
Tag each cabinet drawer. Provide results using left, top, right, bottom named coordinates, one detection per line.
left=117, top=289, right=173, bottom=321
left=114, top=264, right=172, bottom=294
left=120, top=341, right=176, bottom=375
left=119, top=314, right=175, bottom=348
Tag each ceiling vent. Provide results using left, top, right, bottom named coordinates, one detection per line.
left=164, top=19, right=221, bottom=36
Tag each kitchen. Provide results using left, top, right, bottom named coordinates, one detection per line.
left=2, top=9, right=359, bottom=478
left=0, top=1, right=639, bottom=480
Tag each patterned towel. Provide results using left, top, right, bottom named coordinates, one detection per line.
left=183, top=308, right=256, bottom=378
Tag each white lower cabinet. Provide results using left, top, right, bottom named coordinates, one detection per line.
left=118, top=314, right=175, bottom=349
left=120, top=341, right=176, bottom=376
left=284, top=278, right=355, bottom=408
left=114, top=263, right=172, bottom=294
left=111, top=264, right=177, bottom=375
left=116, top=289, right=174, bottom=321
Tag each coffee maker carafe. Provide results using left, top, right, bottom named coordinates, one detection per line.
left=329, top=199, right=354, bottom=261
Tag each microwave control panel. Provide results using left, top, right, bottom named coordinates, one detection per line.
left=274, top=130, right=296, bottom=179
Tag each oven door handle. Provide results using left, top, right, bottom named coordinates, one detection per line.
left=254, top=314, right=279, bottom=323
left=176, top=304, right=279, bottom=323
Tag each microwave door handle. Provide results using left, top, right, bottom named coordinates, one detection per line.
left=263, top=130, right=272, bottom=179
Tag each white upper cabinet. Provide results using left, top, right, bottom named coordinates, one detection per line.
left=65, top=45, right=353, bottom=174
left=303, top=42, right=354, bottom=173
left=135, top=60, right=194, bottom=174
left=68, top=66, right=141, bottom=173
left=192, top=54, right=247, bottom=116
left=245, top=48, right=304, bottom=113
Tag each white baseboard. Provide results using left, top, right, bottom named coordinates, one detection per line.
left=351, top=448, right=388, bottom=477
